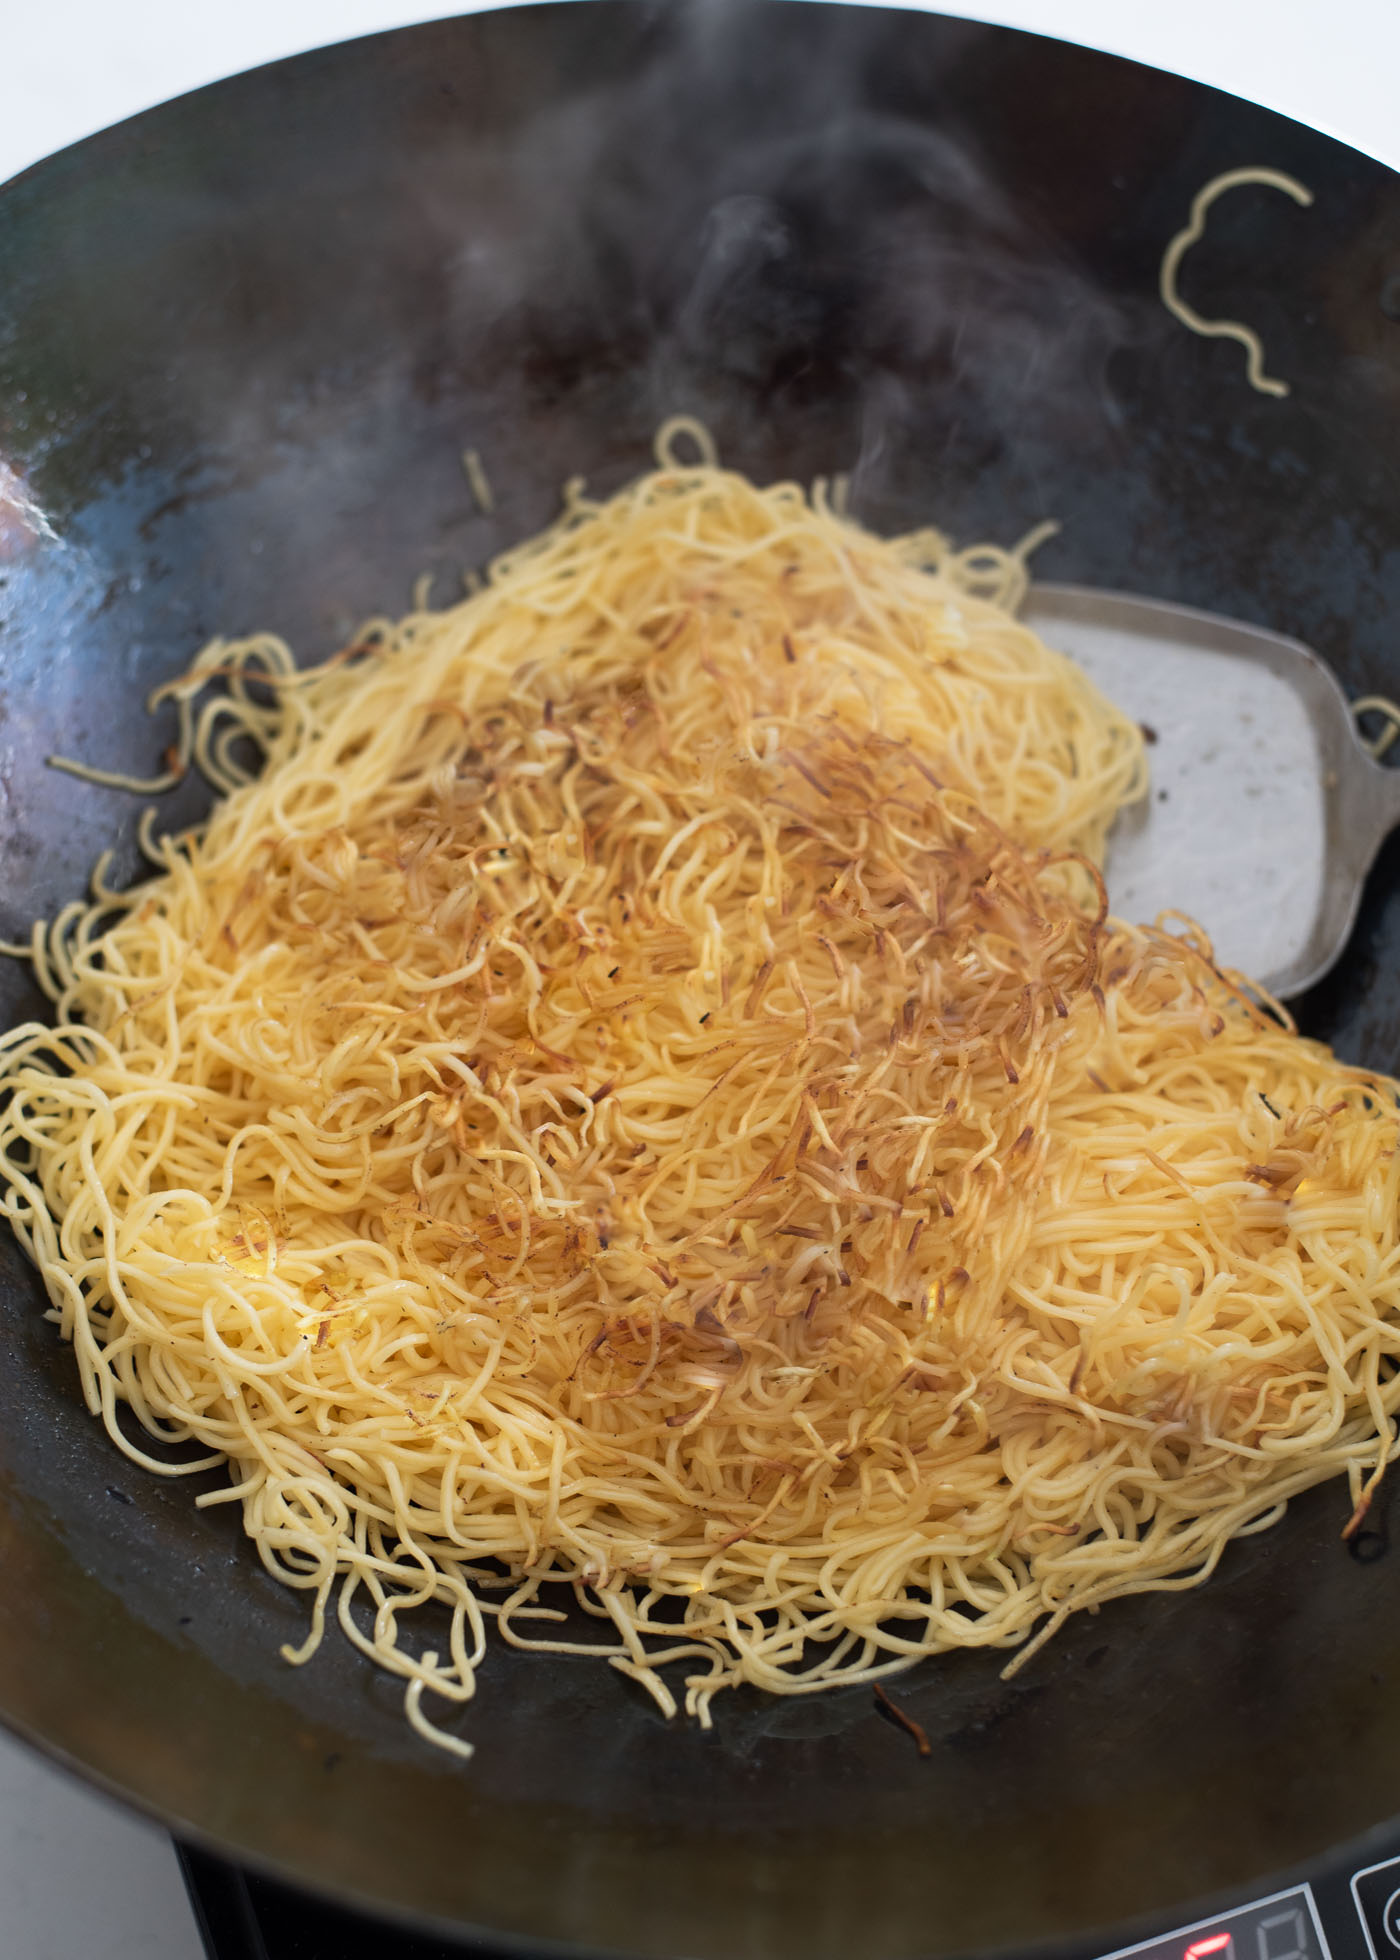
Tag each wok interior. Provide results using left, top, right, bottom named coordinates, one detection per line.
left=3, top=5, right=1400, bottom=1954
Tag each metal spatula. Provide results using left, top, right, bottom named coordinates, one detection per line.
left=1021, top=585, right=1400, bottom=998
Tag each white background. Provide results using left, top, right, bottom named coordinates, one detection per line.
left=3, top=0, right=1400, bottom=186
left=0, top=3, right=1395, bottom=1957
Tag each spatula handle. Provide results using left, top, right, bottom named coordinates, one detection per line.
left=1267, top=703, right=1400, bottom=996
left=1315, top=718, right=1400, bottom=982
left=1341, top=711, right=1400, bottom=861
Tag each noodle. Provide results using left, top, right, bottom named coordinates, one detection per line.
left=1160, top=166, right=1314, bottom=398
left=2, top=441, right=1396, bottom=1756
left=462, top=447, right=495, bottom=517
left=1352, top=695, right=1400, bottom=760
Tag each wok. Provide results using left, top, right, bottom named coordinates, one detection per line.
left=3, top=4, right=1400, bottom=1954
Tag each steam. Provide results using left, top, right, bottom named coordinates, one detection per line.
left=14, top=0, right=1146, bottom=668
left=427, top=0, right=1132, bottom=526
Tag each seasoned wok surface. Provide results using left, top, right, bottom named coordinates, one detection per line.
left=3, top=5, right=1400, bottom=1953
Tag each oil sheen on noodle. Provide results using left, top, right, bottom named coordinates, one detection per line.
left=1, top=425, right=1397, bottom=1757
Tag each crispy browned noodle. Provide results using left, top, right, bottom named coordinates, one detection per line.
left=1, top=427, right=1396, bottom=1758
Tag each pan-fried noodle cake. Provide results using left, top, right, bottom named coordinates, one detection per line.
left=2, top=423, right=1398, bottom=1756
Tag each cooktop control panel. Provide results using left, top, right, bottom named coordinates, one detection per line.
left=1093, top=1849, right=1400, bottom=1960
left=179, top=1836, right=1400, bottom=1960
left=1102, top=1886, right=1328, bottom=1960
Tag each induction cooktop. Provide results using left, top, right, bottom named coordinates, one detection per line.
left=178, top=1823, right=1400, bottom=1960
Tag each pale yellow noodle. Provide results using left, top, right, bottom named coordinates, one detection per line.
left=1159, top=165, right=1314, bottom=398
left=462, top=448, right=495, bottom=518
left=1, top=445, right=1396, bottom=1758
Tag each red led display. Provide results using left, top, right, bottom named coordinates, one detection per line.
left=1184, top=1936, right=1235, bottom=1960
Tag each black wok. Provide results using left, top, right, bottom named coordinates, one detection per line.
left=4, top=5, right=1400, bottom=1955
